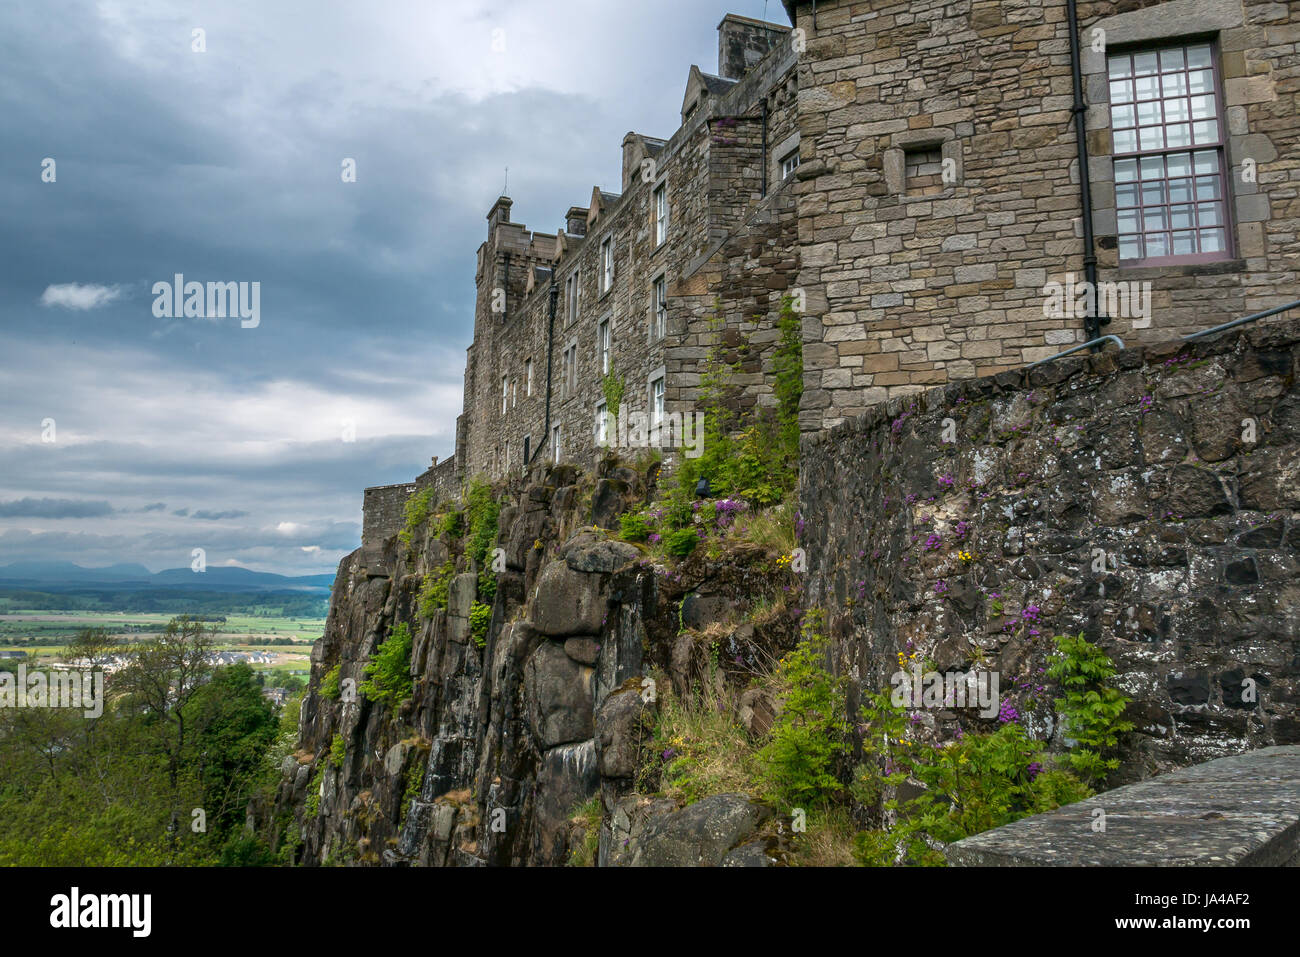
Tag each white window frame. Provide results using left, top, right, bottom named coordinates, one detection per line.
left=598, top=318, right=611, bottom=375
left=599, top=236, right=614, bottom=294
left=781, top=150, right=800, bottom=180
left=650, top=376, right=665, bottom=428
left=552, top=424, right=561, bottom=464
left=501, top=374, right=508, bottom=415
left=652, top=275, right=667, bottom=341
left=525, top=358, right=533, bottom=397
left=654, top=183, right=669, bottom=247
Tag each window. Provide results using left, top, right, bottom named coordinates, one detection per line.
left=562, top=345, right=578, bottom=397
left=780, top=150, right=800, bottom=180
left=652, top=276, right=667, bottom=341
left=501, top=375, right=508, bottom=415
left=600, top=236, right=614, bottom=294
left=654, top=184, right=669, bottom=247
left=650, top=376, right=665, bottom=428
left=904, top=146, right=944, bottom=197
left=595, top=401, right=608, bottom=446
left=523, top=434, right=531, bottom=466
left=552, top=424, right=561, bottom=464
left=597, top=319, right=611, bottom=375
left=565, top=272, right=580, bottom=324
left=525, top=358, right=533, bottom=397
left=511, top=378, right=517, bottom=409
left=1108, top=41, right=1231, bottom=264
left=685, top=100, right=699, bottom=122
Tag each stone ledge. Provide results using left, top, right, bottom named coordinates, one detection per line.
left=946, top=746, right=1300, bottom=867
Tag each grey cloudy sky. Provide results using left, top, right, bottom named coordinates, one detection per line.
left=0, top=0, right=790, bottom=576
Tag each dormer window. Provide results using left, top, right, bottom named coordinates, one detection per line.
left=685, top=101, right=699, bottom=122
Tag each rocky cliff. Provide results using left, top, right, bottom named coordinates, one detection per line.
left=275, top=459, right=800, bottom=866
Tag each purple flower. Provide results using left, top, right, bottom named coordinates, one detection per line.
left=997, top=700, right=1019, bottom=724
left=1027, top=761, right=1043, bottom=782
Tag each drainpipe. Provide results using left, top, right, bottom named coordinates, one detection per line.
left=761, top=98, right=769, bottom=198
left=1066, top=0, right=1108, bottom=347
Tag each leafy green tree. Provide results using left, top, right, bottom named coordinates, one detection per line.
left=185, top=662, right=277, bottom=832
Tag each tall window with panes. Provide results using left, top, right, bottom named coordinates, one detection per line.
left=597, top=319, right=611, bottom=375
left=600, top=237, right=614, bottom=293
left=652, top=276, right=667, bottom=341
left=654, top=184, right=669, bottom=247
left=565, top=272, right=580, bottom=324
left=650, top=376, right=665, bottom=428
left=1108, top=41, right=1231, bottom=265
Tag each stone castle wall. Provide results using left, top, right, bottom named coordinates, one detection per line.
left=799, top=317, right=1300, bottom=780
left=787, top=0, right=1300, bottom=431
left=455, top=19, right=801, bottom=483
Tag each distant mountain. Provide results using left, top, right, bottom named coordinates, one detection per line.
left=152, top=567, right=335, bottom=588
left=0, top=561, right=154, bottom=582
left=0, top=562, right=333, bottom=591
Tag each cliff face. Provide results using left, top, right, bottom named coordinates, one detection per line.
left=277, top=461, right=799, bottom=866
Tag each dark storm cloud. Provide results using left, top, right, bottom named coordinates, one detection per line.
left=0, top=498, right=114, bottom=519
left=191, top=510, right=250, bottom=521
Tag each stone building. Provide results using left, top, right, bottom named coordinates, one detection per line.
left=368, top=0, right=1297, bottom=522
left=785, top=0, right=1299, bottom=430
left=439, top=14, right=803, bottom=491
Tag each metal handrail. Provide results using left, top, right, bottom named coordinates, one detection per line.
left=1028, top=335, right=1126, bottom=368
left=1182, top=298, right=1300, bottom=341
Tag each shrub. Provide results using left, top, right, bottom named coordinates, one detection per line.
left=399, top=487, right=436, bottom=548
left=663, top=297, right=803, bottom=514
left=359, top=623, right=414, bottom=709
left=664, top=527, right=700, bottom=558
left=619, top=511, right=651, bottom=543
left=329, top=733, right=346, bottom=769
left=439, top=509, right=464, bottom=538
left=854, top=692, right=1093, bottom=865
left=469, top=602, right=491, bottom=648
left=1047, top=633, right=1134, bottom=786
left=419, top=562, right=456, bottom=618
left=464, top=480, right=500, bottom=569
left=760, top=611, right=850, bottom=809
left=320, top=664, right=341, bottom=700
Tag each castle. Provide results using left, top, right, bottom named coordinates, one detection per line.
left=366, top=0, right=1298, bottom=531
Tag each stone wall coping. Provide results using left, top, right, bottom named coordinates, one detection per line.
left=946, top=746, right=1300, bottom=866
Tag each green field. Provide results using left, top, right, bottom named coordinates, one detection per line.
left=0, top=610, right=324, bottom=669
